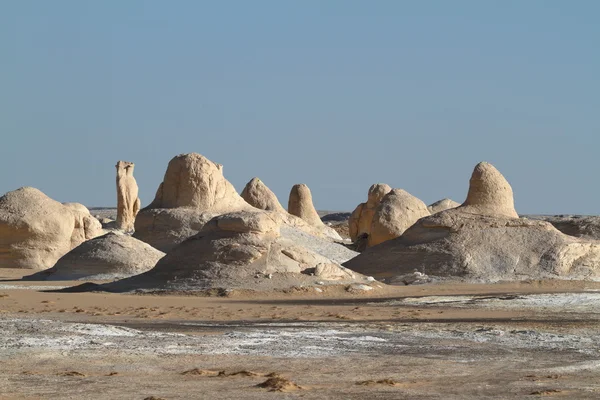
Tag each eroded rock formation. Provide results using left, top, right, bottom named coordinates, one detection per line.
left=241, top=177, right=285, bottom=212
left=427, top=198, right=460, bottom=214
left=95, top=211, right=367, bottom=292
left=288, top=184, right=324, bottom=227
left=115, top=161, right=141, bottom=233
left=24, top=231, right=164, bottom=280
left=368, top=189, right=430, bottom=247
left=0, top=187, right=102, bottom=269
left=134, top=153, right=254, bottom=251
left=349, top=183, right=392, bottom=242
left=344, top=162, right=600, bottom=282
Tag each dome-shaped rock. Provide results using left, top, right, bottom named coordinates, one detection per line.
left=0, top=188, right=102, bottom=270
left=241, top=177, right=285, bottom=212
left=368, top=189, right=430, bottom=247
left=24, top=231, right=165, bottom=280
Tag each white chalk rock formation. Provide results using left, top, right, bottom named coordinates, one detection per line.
left=241, top=177, right=285, bottom=212
left=24, top=231, right=164, bottom=280
left=368, top=189, right=430, bottom=247
left=344, top=162, right=600, bottom=282
left=349, top=183, right=392, bottom=242
left=427, top=198, right=460, bottom=214
left=460, top=162, right=518, bottom=218
left=134, top=153, right=254, bottom=251
left=100, top=211, right=366, bottom=292
left=288, top=183, right=342, bottom=241
left=288, top=184, right=324, bottom=227
left=115, top=161, right=141, bottom=233
left=0, top=188, right=102, bottom=270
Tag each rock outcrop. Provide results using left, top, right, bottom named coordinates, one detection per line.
left=349, top=183, right=392, bottom=242
left=427, top=198, right=460, bottom=214
left=368, top=189, right=430, bottom=247
left=24, top=231, right=164, bottom=281
left=288, top=184, right=324, bottom=227
left=345, top=162, right=600, bottom=282
left=62, top=203, right=103, bottom=247
left=0, top=187, right=102, bottom=269
left=92, top=211, right=368, bottom=292
left=241, top=177, right=285, bottom=212
left=115, top=161, right=141, bottom=233
left=287, top=184, right=342, bottom=241
left=134, top=153, right=254, bottom=251
left=460, top=162, right=518, bottom=218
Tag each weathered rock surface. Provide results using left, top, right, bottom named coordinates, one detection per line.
left=95, top=211, right=367, bottom=292
left=349, top=184, right=392, bottom=242
left=427, top=198, right=460, bottom=214
left=461, top=162, right=518, bottom=218
left=24, top=231, right=165, bottom=281
left=0, top=188, right=102, bottom=270
left=241, top=177, right=285, bottom=212
left=62, top=202, right=103, bottom=248
left=368, top=189, right=430, bottom=247
left=288, top=184, right=324, bottom=227
left=134, top=153, right=254, bottom=251
left=345, top=162, right=600, bottom=282
left=345, top=209, right=600, bottom=282
left=285, top=184, right=342, bottom=241
left=115, top=161, right=141, bottom=233
left=527, top=215, right=600, bottom=241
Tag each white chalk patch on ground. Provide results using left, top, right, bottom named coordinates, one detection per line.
left=0, top=284, right=69, bottom=290
left=3, top=317, right=600, bottom=360
left=377, top=292, right=600, bottom=312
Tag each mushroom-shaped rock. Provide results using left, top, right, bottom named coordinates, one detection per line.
left=368, top=189, right=430, bottom=247
left=92, top=211, right=367, bottom=292
left=134, top=153, right=254, bottom=251
left=349, top=183, right=392, bottom=242
left=24, top=231, right=165, bottom=281
left=460, top=162, right=518, bottom=218
left=0, top=188, right=102, bottom=270
left=241, top=177, right=285, bottom=212
left=288, top=184, right=323, bottom=227
left=427, top=198, right=460, bottom=214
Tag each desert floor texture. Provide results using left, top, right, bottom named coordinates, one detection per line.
left=2, top=267, right=600, bottom=399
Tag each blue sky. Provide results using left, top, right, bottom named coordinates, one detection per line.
left=1, top=1, right=598, bottom=214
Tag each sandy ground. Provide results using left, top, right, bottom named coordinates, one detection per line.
left=2, top=268, right=600, bottom=399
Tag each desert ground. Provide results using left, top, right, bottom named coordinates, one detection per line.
left=2, top=264, right=600, bottom=399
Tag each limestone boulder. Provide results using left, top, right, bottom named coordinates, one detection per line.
left=63, top=202, right=103, bottom=248
left=349, top=183, right=392, bottom=242
left=461, top=162, right=518, bottom=218
left=241, top=177, right=285, bottom=212
left=0, top=188, right=102, bottom=270
left=94, top=211, right=367, bottom=292
left=345, top=162, right=600, bottom=282
left=134, top=153, right=254, bottom=251
left=24, top=231, right=165, bottom=281
left=345, top=209, right=600, bottom=282
left=427, top=198, right=460, bottom=214
left=368, top=189, right=430, bottom=247
left=286, top=183, right=342, bottom=241
left=288, top=184, right=323, bottom=227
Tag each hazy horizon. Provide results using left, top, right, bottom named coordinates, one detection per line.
left=1, top=1, right=599, bottom=214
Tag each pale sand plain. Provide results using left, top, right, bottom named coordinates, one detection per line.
left=2, top=267, right=600, bottom=399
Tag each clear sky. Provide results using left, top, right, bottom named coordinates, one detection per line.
left=1, top=1, right=598, bottom=214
